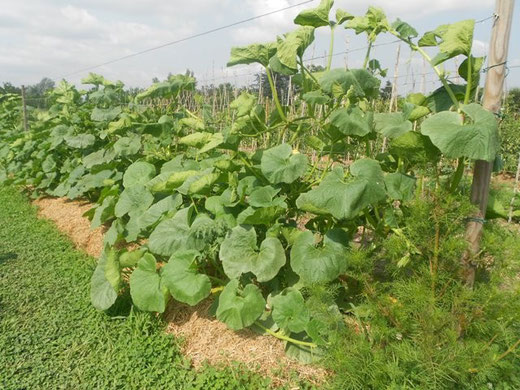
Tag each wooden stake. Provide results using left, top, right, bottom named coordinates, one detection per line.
left=463, top=0, right=515, bottom=287
left=389, top=44, right=401, bottom=113
left=21, top=85, right=29, bottom=132
left=382, top=44, right=401, bottom=152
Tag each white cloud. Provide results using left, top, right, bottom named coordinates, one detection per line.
left=232, top=0, right=301, bottom=43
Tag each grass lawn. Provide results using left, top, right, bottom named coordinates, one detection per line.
left=0, top=186, right=275, bottom=390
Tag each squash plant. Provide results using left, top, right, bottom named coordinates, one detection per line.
left=0, top=1, right=499, bottom=361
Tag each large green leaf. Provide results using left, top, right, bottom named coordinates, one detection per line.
left=129, top=254, right=167, bottom=313
left=302, top=90, right=331, bottom=105
left=64, top=134, right=95, bottom=149
left=219, top=225, right=286, bottom=282
left=91, top=106, right=122, bottom=122
left=431, top=20, right=475, bottom=65
left=227, top=42, right=277, bottom=67
left=147, top=170, right=199, bottom=193
left=384, top=172, right=416, bottom=201
left=389, top=131, right=441, bottom=165
left=90, top=248, right=120, bottom=310
left=273, top=26, right=315, bottom=71
left=296, top=160, right=386, bottom=220
left=123, top=161, right=156, bottom=188
left=230, top=92, right=257, bottom=117
left=179, top=117, right=205, bottom=131
left=374, top=112, right=412, bottom=139
left=336, top=9, right=354, bottom=25
left=458, top=56, right=485, bottom=83
left=345, top=6, right=389, bottom=39
left=271, top=288, right=310, bottom=333
left=236, top=206, right=286, bottom=225
left=329, top=107, right=373, bottom=137
left=106, top=116, right=133, bottom=135
left=319, top=69, right=380, bottom=99
left=261, top=144, right=308, bottom=184
left=162, top=250, right=211, bottom=306
left=41, top=155, right=56, bottom=173
left=216, top=279, right=266, bottom=330
left=114, top=185, right=154, bottom=218
left=391, top=19, right=418, bottom=40
left=178, top=171, right=220, bottom=195
left=426, top=84, right=466, bottom=113
left=290, top=229, right=348, bottom=284
left=72, top=170, right=115, bottom=197
left=148, top=207, right=193, bottom=257
left=179, top=132, right=212, bottom=147
left=114, top=135, right=141, bottom=156
left=248, top=185, right=285, bottom=208
left=421, top=103, right=499, bottom=161
left=178, top=132, right=224, bottom=155
left=294, top=0, right=333, bottom=27
left=458, top=56, right=485, bottom=96
left=82, top=73, right=113, bottom=86
left=135, top=75, right=194, bottom=100
left=83, top=149, right=113, bottom=169
left=91, top=195, right=116, bottom=229
left=119, top=249, right=145, bottom=268
left=137, top=194, right=182, bottom=231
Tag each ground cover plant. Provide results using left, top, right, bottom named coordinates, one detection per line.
left=0, top=186, right=279, bottom=390
left=1, top=1, right=519, bottom=388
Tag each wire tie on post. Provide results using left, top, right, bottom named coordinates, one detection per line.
left=482, top=61, right=507, bottom=73
left=464, top=217, right=487, bottom=224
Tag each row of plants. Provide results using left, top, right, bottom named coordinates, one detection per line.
left=0, top=1, right=515, bottom=372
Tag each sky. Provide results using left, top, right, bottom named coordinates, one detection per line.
left=0, top=0, right=518, bottom=94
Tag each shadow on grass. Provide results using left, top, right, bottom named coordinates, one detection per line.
left=105, top=289, right=133, bottom=318
left=0, top=252, right=17, bottom=265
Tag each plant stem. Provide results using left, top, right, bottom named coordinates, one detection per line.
left=363, top=41, right=373, bottom=69
left=415, top=46, right=459, bottom=110
left=298, top=58, right=320, bottom=85
left=449, top=157, right=466, bottom=193
left=432, top=220, right=440, bottom=292
left=365, top=140, right=372, bottom=157
left=208, top=275, right=227, bottom=285
left=389, top=31, right=460, bottom=110
left=254, top=322, right=317, bottom=348
left=464, top=55, right=473, bottom=105
left=495, top=338, right=520, bottom=362
left=416, top=175, right=424, bottom=200
left=265, top=67, right=287, bottom=122
left=327, top=25, right=336, bottom=71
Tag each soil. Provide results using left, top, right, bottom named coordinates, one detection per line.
left=32, top=196, right=328, bottom=387
left=33, top=197, right=106, bottom=257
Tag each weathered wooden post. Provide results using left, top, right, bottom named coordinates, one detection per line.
left=463, top=0, right=515, bottom=287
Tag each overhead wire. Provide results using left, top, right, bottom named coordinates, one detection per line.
left=58, top=0, right=316, bottom=79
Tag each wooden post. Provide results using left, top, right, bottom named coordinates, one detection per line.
left=21, top=85, right=29, bottom=132
left=463, top=0, right=515, bottom=287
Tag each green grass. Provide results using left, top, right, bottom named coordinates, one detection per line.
left=0, top=186, right=274, bottom=390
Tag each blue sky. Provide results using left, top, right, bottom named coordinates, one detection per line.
left=0, top=0, right=518, bottom=93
